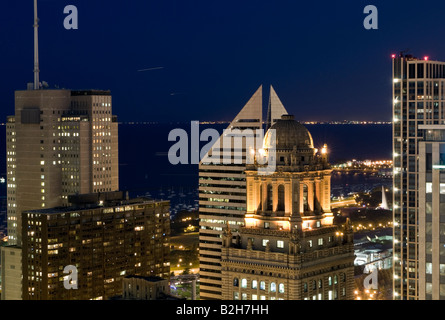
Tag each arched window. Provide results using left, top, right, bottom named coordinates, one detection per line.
left=241, top=279, right=248, bottom=288
left=278, top=283, right=285, bottom=294
left=252, top=280, right=258, bottom=289
left=270, top=282, right=277, bottom=293
left=334, top=275, right=338, bottom=285
left=328, top=277, right=332, bottom=286
left=303, top=282, right=308, bottom=293
left=233, top=278, right=239, bottom=287
left=267, top=184, right=273, bottom=211
left=318, top=279, right=323, bottom=289
left=277, top=185, right=285, bottom=212
left=260, top=281, right=266, bottom=291
left=303, top=184, right=309, bottom=212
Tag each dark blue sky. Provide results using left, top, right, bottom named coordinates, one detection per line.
left=1, top=0, right=445, bottom=122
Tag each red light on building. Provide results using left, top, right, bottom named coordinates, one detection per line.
left=424, top=56, right=429, bottom=61
left=391, top=54, right=396, bottom=59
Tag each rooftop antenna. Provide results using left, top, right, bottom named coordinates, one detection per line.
left=33, top=0, right=40, bottom=90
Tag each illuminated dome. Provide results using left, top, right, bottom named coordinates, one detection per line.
left=264, top=115, right=314, bottom=150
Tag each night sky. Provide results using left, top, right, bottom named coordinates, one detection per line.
left=2, top=0, right=445, bottom=122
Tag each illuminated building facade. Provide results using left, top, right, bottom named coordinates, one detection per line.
left=2, top=89, right=119, bottom=300
left=21, top=192, right=170, bottom=300
left=392, top=53, right=445, bottom=299
left=220, top=115, right=355, bottom=300
left=198, top=86, right=288, bottom=300
left=6, top=89, right=119, bottom=246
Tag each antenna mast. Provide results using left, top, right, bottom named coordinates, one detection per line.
left=33, top=0, right=40, bottom=90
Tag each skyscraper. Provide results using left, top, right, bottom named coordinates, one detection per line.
left=6, top=89, right=119, bottom=247
left=392, top=53, right=445, bottom=299
left=1, top=2, right=119, bottom=300
left=220, top=115, right=354, bottom=300
left=198, top=85, right=288, bottom=300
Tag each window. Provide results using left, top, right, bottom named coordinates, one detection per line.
left=241, top=279, right=247, bottom=288
left=308, top=240, right=313, bottom=248
left=233, top=278, right=239, bottom=287
left=328, top=290, right=333, bottom=300
left=252, top=294, right=258, bottom=300
left=303, top=282, right=308, bottom=293
left=262, top=239, right=269, bottom=247
left=277, top=240, right=284, bottom=249
left=241, top=293, right=248, bottom=300
left=277, top=185, right=285, bottom=211
left=318, top=279, right=323, bottom=289
left=318, top=238, right=324, bottom=246
left=267, top=185, right=273, bottom=211
left=318, top=293, right=322, bottom=300
left=426, top=183, right=433, bottom=194
left=271, top=282, right=277, bottom=292
left=316, top=221, right=321, bottom=228
left=426, top=263, right=433, bottom=274
left=252, top=280, right=258, bottom=289
left=264, top=222, right=270, bottom=229
left=279, top=283, right=285, bottom=293
left=426, top=283, right=433, bottom=295
left=260, top=295, right=266, bottom=300
left=303, top=184, right=309, bottom=211
left=260, top=281, right=266, bottom=291
left=328, top=277, right=332, bottom=286
left=233, top=292, right=240, bottom=300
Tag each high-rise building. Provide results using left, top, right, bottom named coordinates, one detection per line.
left=2, top=89, right=120, bottom=300
left=198, top=85, right=288, bottom=300
left=21, top=192, right=170, bottom=300
left=220, top=115, right=355, bottom=300
left=392, top=53, right=445, bottom=300
left=6, top=89, right=119, bottom=246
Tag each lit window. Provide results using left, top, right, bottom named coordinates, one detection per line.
left=252, top=280, right=258, bottom=289
left=262, top=239, right=269, bottom=247
left=241, top=279, right=247, bottom=288
left=279, top=283, right=285, bottom=293
left=260, top=281, right=266, bottom=291
left=277, top=240, right=284, bottom=248
left=426, top=183, right=433, bottom=194
left=270, top=282, right=277, bottom=293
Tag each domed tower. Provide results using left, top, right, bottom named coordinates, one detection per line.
left=246, top=114, right=333, bottom=232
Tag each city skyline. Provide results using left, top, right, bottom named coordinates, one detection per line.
left=3, top=0, right=445, bottom=305
left=2, top=1, right=445, bottom=123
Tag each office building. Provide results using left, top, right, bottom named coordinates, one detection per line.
left=220, top=115, right=355, bottom=300
left=6, top=89, right=119, bottom=246
left=198, top=85, right=288, bottom=300
left=392, top=53, right=445, bottom=299
left=21, top=192, right=170, bottom=300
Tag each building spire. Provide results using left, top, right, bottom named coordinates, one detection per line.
left=33, top=0, right=40, bottom=90
left=266, top=85, right=288, bottom=131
